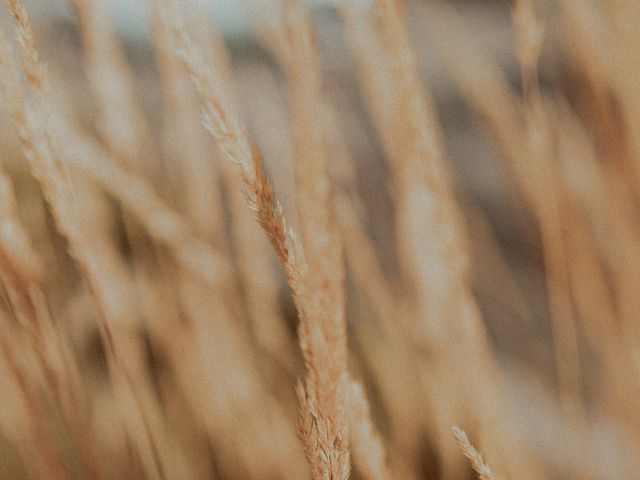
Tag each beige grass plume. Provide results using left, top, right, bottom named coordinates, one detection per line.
left=160, top=1, right=361, bottom=477
left=452, top=426, right=503, bottom=480
left=1, top=2, right=168, bottom=478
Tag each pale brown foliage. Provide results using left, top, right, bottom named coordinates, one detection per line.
left=0, top=0, right=639, bottom=479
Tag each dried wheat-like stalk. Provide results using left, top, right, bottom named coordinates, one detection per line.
left=276, top=1, right=352, bottom=477
left=189, top=3, right=299, bottom=378
left=0, top=27, right=103, bottom=480
left=0, top=173, right=102, bottom=480
left=2, top=0, right=637, bottom=477
left=57, top=111, right=296, bottom=477
left=0, top=175, right=40, bottom=287
left=347, top=381, right=391, bottom=480
left=373, top=0, right=472, bottom=343
left=557, top=2, right=640, bottom=369
left=261, top=8, right=405, bottom=475
left=70, top=0, right=156, bottom=172
left=150, top=0, right=225, bottom=244
left=1, top=2, right=167, bottom=478
left=345, top=3, right=541, bottom=478
left=162, top=1, right=363, bottom=477
left=452, top=426, right=503, bottom=480
left=153, top=21, right=306, bottom=467
left=420, top=3, right=582, bottom=477
left=167, top=24, right=302, bottom=292
left=555, top=104, right=640, bottom=428
left=54, top=121, right=233, bottom=290
left=271, top=1, right=397, bottom=477
left=70, top=2, right=182, bottom=404
left=0, top=318, right=71, bottom=480
left=512, top=4, right=587, bottom=475
left=420, top=1, right=524, bottom=176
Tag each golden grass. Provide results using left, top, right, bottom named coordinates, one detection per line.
left=452, top=426, right=502, bottom=480
left=0, top=0, right=639, bottom=478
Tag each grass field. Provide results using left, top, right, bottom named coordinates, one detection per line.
left=0, top=0, right=638, bottom=478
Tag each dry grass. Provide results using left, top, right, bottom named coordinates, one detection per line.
left=0, top=0, right=638, bottom=478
